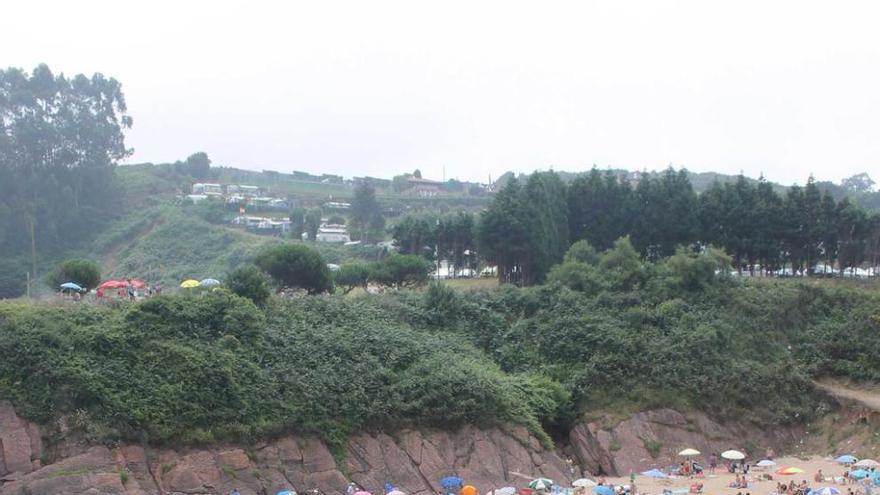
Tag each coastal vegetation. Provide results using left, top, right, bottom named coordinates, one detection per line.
left=0, top=245, right=877, bottom=452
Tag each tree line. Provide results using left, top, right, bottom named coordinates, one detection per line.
left=391, top=168, right=880, bottom=285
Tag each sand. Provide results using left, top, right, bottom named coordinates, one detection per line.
left=597, top=456, right=874, bottom=495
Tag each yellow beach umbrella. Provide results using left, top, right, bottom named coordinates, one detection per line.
left=180, top=279, right=201, bottom=288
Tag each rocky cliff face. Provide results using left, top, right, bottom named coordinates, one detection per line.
left=568, top=408, right=807, bottom=476
left=0, top=402, right=832, bottom=495
left=0, top=401, right=571, bottom=495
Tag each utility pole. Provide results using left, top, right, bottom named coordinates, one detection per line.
left=435, top=218, right=441, bottom=280
left=26, top=271, right=30, bottom=298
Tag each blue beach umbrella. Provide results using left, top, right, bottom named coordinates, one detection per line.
left=60, top=282, right=83, bottom=291
left=441, top=477, right=463, bottom=490
left=276, top=491, right=296, bottom=495
left=640, top=469, right=669, bottom=479
left=200, top=278, right=222, bottom=287
left=814, top=487, right=840, bottom=495
left=593, top=486, right=614, bottom=495
left=836, top=455, right=858, bottom=465
left=849, top=470, right=869, bottom=480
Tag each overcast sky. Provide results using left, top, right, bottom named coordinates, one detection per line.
left=7, top=1, right=880, bottom=185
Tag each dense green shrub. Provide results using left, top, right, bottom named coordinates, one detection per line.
left=334, top=262, right=372, bottom=294
left=226, top=265, right=272, bottom=306
left=254, top=243, right=333, bottom=294
left=0, top=268, right=878, bottom=451
left=46, top=259, right=102, bottom=290
left=370, top=254, right=431, bottom=289
left=0, top=293, right=554, bottom=448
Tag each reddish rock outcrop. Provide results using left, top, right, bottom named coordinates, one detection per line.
left=0, top=424, right=569, bottom=495
left=0, top=445, right=158, bottom=495
left=568, top=409, right=806, bottom=476
left=0, top=401, right=823, bottom=495
left=0, top=400, right=42, bottom=476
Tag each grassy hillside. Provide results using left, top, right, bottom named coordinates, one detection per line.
left=103, top=208, right=276, bottom=285
left=88, top=206, right=381, bottom=289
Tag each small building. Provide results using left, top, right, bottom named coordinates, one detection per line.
left=192, top=183, right=223, bottom=196
left=324, top=201, right=352, bottom=210
left=406, top=177, right=443, bottom=197
left=316, top=224, right=351, bottom=243
left=239, top=185, right=262, bottom=197
left=232, top=216, right=290, bottom=235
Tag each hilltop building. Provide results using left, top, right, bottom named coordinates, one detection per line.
left=406, top=177, right=443, bottom=197
left=315, top=223, right=351, bottom=243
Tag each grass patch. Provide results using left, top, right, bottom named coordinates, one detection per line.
left=641, top=437, right=663, bottom=459
left=220, top=464, right=238, bottom=480
left=46, top=467, right=96, bottom=479
left=609, top=438, right=622, bottom=452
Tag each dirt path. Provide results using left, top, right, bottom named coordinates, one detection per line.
left=814, top=380, right=880, bottom=411
left=103, top=218, right=163, bottom=273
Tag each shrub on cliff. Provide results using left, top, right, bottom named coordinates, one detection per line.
left=46, top=259, right=101, bottom=290
left=254, top=243, right=333, bottom=294
left=226, top=265, right=272, bottom=306
left=0, top=293, right=554, bottom=449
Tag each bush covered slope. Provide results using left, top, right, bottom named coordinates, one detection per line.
left=0, top=267, right=878, bottom=451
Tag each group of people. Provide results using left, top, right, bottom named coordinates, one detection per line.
left=730, top=475, right=750, bottom=489
left=677, top=461, right=705, bottom=477
left=775, top=480, right=809, bottom=495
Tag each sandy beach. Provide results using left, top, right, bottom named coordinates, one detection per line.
left=599, top=456, right=874, bottom=495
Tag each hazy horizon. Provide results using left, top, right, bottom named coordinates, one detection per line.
left=9, top=0, right=880, bottom=187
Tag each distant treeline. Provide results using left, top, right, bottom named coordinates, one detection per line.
left=392, top=169, right=880, bottom=285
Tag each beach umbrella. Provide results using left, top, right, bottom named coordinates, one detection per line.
left=98, top=279, right=128, bottom=289
left=640, top=469, right=669, bottom=479
left=128, top=279, right=147, bottom=288
left=180, top=279, right=200, bottom=288
left=572, top=479, right=597, bottom=488
left=441, top=477, right=464, bottom=490
left=721, top=450, right=746, bottom=460
left=853, top=459, right=879, bottom=468
left=678, top=448, right=701, bottom=456
left=200, top=278, right=221, bottom=287
left=836, top=455, right=858, bottom=465
left=777, top=467, right=805, bottom=475
left=593, top=487, right=613, bottom=495
left=849, top=470, right=869, bottom=480
left=529, top=479, right=553, bottom=491
left=757, top=460, right=777, bottom=467
left=387, top=491, right=406, bottom=495
left=814, top=488, right=840, bottom=495
left=353, top=491, right=372, bottom=495
left=485, top=488, right=517, bottom=495
left=462, top=486, right=477, bottom=495
left=60, top=282, right=83, bottom=291
left=276, top=491, right=296, bottom=495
